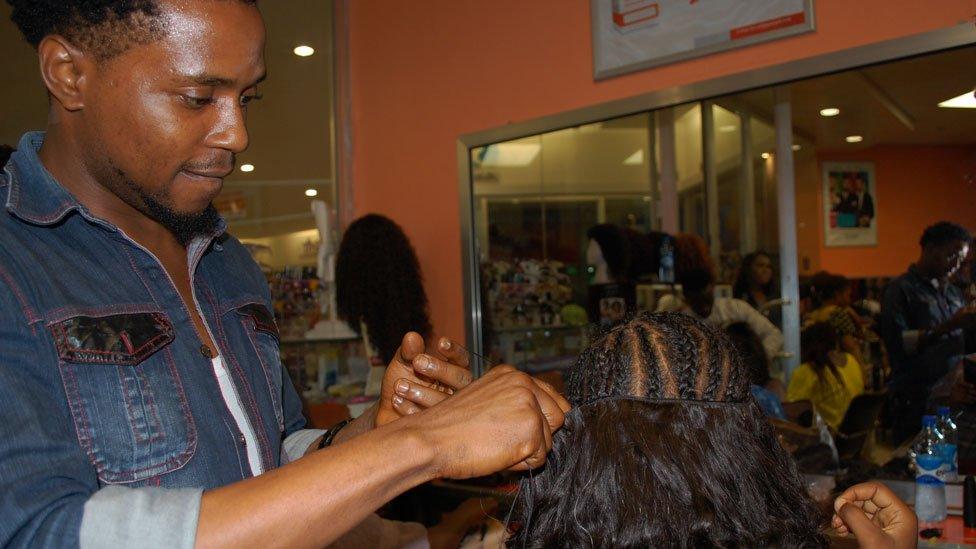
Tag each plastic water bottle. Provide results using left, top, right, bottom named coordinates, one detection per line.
left=937, top=406, right=959, bottom=483
left=915, top=415, right=948, bottom=534
left=658, top=236, right=675, bottom=284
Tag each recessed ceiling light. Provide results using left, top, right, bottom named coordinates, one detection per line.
left=718, top=124, right=737, bottom=133
left=820, top=107, right=840, bottom=117
left=938, top=91, right=976, bottom=108
left=305, top=188, right=318, bottom=197
left=293, top=45, right=315, bottom=57
left=792, top=144, right=801, bottom=151
left=623, top=150, right=644, bottom=166
left=240, top=164, right=255, bottom=173
left=761, top=152, right=771, bottom=160
left=845, top=135, right=863, bottom=143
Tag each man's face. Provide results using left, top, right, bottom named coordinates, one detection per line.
left=925, top=240, right=971, bottom=280
left=78, top=0, right=265, bottom=226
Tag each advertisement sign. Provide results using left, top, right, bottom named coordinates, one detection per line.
left=822, top=161, right=878, bottom=247
left=591, top=0, right=815, bottom=79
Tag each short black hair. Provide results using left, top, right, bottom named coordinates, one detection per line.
left=6, top=0, right=256, bottom=59
left=680, top=267, right=714, bottom=295
left=586, top=224, right=631, bottom=283
left=920, top=221, right=972, bottom=249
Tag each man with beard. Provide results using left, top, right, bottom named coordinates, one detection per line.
left=0, top=1, right=569, bottom=547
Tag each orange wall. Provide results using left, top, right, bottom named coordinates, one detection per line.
left=345, top=0, right=975, bottom=340
left=796, top=145, right=976, bottom=277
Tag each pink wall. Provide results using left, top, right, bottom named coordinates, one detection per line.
left=344, top=0, right=974, bottom=339
left=796, top=145, right=976, bottom=277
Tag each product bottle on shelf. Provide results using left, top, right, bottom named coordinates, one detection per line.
left=914, top=415, right=948, bottom=537
left=658, top=236, right=675, bottom=284
left=937, top=406, right=959, bottom=483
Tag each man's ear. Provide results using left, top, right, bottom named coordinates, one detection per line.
left=37, top=35, right=91, bottom=112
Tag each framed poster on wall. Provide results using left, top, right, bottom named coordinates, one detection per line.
left=591, top=0, right=816, bottom=80
left=822, top=161, right=878, bottom=247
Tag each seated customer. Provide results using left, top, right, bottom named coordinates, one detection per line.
left=657, top=268, right=785, bottom=362
left=726, top=322, right=787, bottom=420
left=788, top=323, right=865, bottom=430
left=509, top=312, right=825, bottom=547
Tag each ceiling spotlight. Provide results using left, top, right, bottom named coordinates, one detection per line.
left=845, top=135, right=863, bottom=143
left=761, top=152, right=771, bottom=160
left=240, top=164, right=255, bottom=173
left=792, top=144, right=801, bottom=151
left=938, top=91, right=976, bottom=108
left=718, top=124, right=737, bottom=133
left=293, top=45, right=315, bottom=57
left=820, top=107, right=840, bottom=117
left=305, top=188, right=318, bottom=197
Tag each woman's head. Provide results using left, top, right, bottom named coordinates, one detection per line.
left=335, top=214, right=431, bottom=363
left=800, top=322, right=840, bottom=382
left=509, top=312, right=825, bottom=548
left=734, top=251, right=775, bottom=299
left=809, top=272, right=851, bottom=308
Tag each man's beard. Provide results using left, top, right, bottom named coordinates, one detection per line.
left=142, top=195, right=222, bottom=247
left=112, top=165, right=222, bottom=246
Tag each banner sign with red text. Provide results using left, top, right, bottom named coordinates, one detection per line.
left=592, top=0, right=815, bottom=79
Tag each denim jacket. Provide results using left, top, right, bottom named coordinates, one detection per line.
left=0, top=133, right=315, bottom=548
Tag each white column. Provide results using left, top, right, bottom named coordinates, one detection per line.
left=702, top=103, right=721, bottom=265
left=740, top=113, right=757, bottom=253
left=774, top=87, right=801, bottom=378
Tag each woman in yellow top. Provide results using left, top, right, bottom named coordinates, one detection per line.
left=788, top=322, right=865, bottom=429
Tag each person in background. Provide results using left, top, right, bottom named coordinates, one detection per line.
left=880, top=221, right=975, bottom=444
left=726, top=322, right=786, bottom=420
left=806, top=272, right=867, bottom=371
left=789, top=323, right=865, bottom=430
left=658, top=268, right=784, bottom=362
left=733, top=251, right=782, bottom=326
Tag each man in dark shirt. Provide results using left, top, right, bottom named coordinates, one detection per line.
left=880, top=222, right=975, bottom=444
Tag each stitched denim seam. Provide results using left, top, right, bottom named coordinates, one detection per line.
left=243, top=323, right=285, bottom=431
left=0, top=263, right=39, bottom=325
left=118, top=365, right=150, bottom=445
left=135, top=365, right=166, bottom=443
left=45, top=303, right=163, bottom=325
left=206, top=287, right=274, bottom=468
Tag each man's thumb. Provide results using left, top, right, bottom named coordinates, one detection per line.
left=837, top=503, right=886, bottom=545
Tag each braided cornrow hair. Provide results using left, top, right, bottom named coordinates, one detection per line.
left=508, top=312, right=826, bottom=548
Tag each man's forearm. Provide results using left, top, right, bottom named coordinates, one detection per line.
left=197, top=416, right=435, bottom=549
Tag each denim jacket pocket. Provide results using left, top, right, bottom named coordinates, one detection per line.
left=234, top=303, right=285, bottom=431
left=50, top=309, right=197, bottom=484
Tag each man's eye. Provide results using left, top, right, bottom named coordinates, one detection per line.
left=182, top=95, right=213, bottom=108
left=240, top=93, right=263, bottom=107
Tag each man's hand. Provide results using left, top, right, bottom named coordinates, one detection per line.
left=831, top=481, right=917, bottom=549
left=376, top=332, right=474, bottom=427
left=411, top=365, right=570, bottom=478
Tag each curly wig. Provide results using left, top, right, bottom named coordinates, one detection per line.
left=508, top=312, right=826, bottom=548
left=6, top=0, right=256, bottom=59
left=335, top=214, right=432, bottom=363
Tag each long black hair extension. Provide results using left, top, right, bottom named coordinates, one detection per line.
left=335, top=214, right=432, bottom=363
left=507, top=312, right=826, bottom=548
